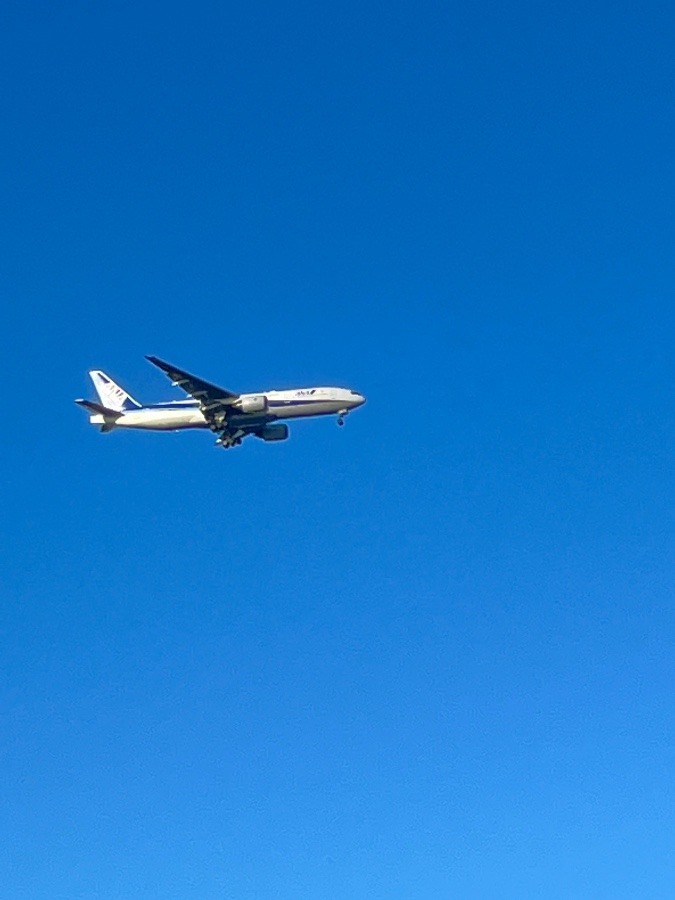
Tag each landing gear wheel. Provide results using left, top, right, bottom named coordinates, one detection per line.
left=337, top=416, right=345, bottom=427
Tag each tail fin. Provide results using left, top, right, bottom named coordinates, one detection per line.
left=89, top=370, right=141, bottom=412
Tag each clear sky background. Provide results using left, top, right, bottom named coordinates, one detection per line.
left=1, top=2, right=674, bottom=897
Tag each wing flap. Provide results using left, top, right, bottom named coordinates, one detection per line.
left=145, top=356, right=240, bottom=429
left=146, top=356, right=239, bottom=403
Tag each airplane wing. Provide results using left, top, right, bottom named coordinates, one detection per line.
left=145, top=356, right=240, bottom=425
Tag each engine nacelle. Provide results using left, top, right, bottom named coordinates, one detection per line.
left=237, top=394, right=268, bottom=414
left=258, top=423, right=289, bottom=442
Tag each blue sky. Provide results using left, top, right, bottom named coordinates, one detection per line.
left=2, top=1, right=674, bottom=896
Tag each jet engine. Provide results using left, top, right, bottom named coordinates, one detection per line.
left=258, top=423, right=289, bottom=442
left=237, top=395, right=268, bottom=414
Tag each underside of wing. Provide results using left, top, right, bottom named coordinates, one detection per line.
left=146, top=356, right=239, bottom=427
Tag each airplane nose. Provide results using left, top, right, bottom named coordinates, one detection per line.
left=352, top=392, right=366, bottom=408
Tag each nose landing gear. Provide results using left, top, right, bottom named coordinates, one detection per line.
left=337, top=409, right=347, bottom=427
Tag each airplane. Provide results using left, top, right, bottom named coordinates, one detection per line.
left=75, top=356, right=366, bottom=448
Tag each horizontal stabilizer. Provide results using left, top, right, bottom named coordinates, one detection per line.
left=75, top=398, right=123, bottom=418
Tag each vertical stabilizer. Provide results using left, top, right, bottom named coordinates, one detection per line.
left=89, top=371, right=141, bottom=411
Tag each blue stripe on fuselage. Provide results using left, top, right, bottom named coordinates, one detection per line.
left=146, top=398, right=333, bottom=410
left=267, top=399, right=331, bottom=407
left=147, top=401, right=200, bottom=409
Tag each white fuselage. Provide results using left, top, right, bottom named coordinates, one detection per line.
left=88, top=388, right=365, bottom=431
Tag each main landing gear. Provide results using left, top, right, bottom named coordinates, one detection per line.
left=215, top=429, right=244, bottom=448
